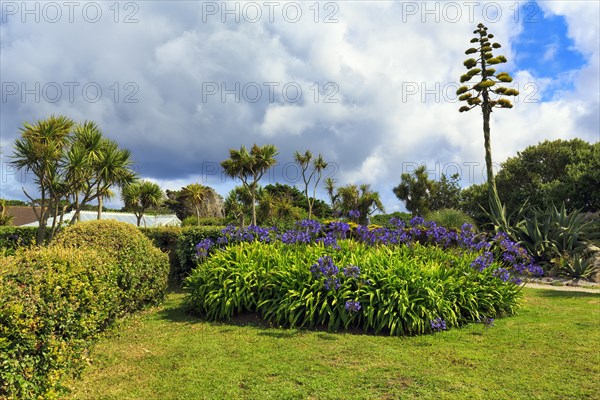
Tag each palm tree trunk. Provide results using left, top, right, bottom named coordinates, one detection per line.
left=97, top=194, right=103, bottom=220
left=251, top=191, right=257, bottom=226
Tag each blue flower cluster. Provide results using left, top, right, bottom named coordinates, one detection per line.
left=195, top=238, right=214, bottom=258
left=480, top=316, right=495, bottom=329
left=470, top=251, right=495, bottom=271
left=345, top=300, right=361, bottom=312
left=430, top=317, right=447, bottom=332
left=348, top=210, right=360, bottom=219
left=343, top=265, right=361, bottom=279
left=196, top=218, right=543, bottom=284
left=310, top=256, right=340, bottom=290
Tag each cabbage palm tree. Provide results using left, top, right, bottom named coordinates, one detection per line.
left=11, top=115, right=75, bottom=244
left=64, top=122, right=136, bottom=223
left=221, top=144, right=278, bottom=226
left=295, top=150, right=328, bottom=220
left=182, top=183, right=210, bottom=225
left=224, top=186, right=253, bottom=228
left=121, top=180, right=164, bottom=227
left=336, top=184, right=384, bottom=225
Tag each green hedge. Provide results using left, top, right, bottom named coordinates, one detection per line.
left=54, top=221, right=170, bottom=312
left=140, top=226, right=224, bottom=283
left=1, top=221, right=170, bottom=399
left=0, top=226, right=36, bottom=255
left=185, top=241, right=521, bottom=335
left=174, top=227, right=224, bottom=282
left=2, top=224, right=227, bottom=284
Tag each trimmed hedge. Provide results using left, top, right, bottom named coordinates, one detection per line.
left=1, top=247, right=120, bottom=398
left=54, top=220, right=170, bottom=311
left=140, top=226, right=224, bottom=283
left=0, top=226, right=36, bottom=255
left=174, top=227, right=224, bottom=282
left=1, top=221, right=169, bottom=398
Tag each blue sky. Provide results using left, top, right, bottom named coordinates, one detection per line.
left=0, top=1, right=598, bottom=213
left=512, top=3, right=587, bottom=100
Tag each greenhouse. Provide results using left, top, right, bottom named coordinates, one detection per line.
left=21, top=211, right=181, bottom=228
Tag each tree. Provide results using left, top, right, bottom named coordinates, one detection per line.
left=121, top=180, right=164, bottom=227
left=11, top=115, right=75, bottom=244
left=10, top=116, right=136, bottom=243
left=221, top=144, right=278, bottom=226
left=324, top=177, right=338, bottom=212
left=223, top=186, right=253, bottom=228
left=257, top=188, right=304, bottom=226
left=335, top=184, right=384, bottom=225
left=457, top=23, right=518, bottom=215
left=495, top=139, right=599, bottom=212
left=262, top=183, right=331, bottom=219
left=458, top=182, right=490, bottom=227
left=459, top=139, right=600, bottom=222
left=393, top=165, right=434, bottom=216
left=430, top=173, right=461, bottom=211
left=64, top=122, right=136, bottom=223
left=182, top=183, right=210, bottom=225
left=294, top=150, right=328, bottom=220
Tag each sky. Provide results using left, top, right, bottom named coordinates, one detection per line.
left=1, top=0, right=599, bottom=213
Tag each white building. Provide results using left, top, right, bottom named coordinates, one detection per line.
left=21, top=211, right=181, bottom=228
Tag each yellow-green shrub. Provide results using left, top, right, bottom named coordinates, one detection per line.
left=0, top=221, right=170, bottom=398
left=54, top=220, right=170, bottom=311
left=0, top=247, right=120, bottom=398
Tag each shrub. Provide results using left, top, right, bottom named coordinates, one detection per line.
left=0, top=226, right=37, bottom=255
left=185, top=240, right=522, bottom=335
left=0, top=247, right=120, bottom=398
left=370, top=212, right=412, bottom=227
left=174, top=226, right=224, bottom=282
left=426, top=208, right=477, bottom=230
left=54, top=220, right=170, bottom=312
left=140, top=226, right=183, bottom=283
left=181, top=216, right=227, bottom=227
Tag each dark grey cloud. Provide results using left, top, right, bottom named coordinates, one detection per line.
left=1, top=1, right=598, bottom=212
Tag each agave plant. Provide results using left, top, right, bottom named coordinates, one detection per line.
left=552, top=252, right=600, bottom=280
left=492, top=202, right=600, bottom=277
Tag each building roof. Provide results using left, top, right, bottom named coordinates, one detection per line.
left=5, top=206, right=39, bottom=226
left=21, top=211, right=181, bottom=228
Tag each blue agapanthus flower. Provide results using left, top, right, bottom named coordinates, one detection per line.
left=345, top=300, right=361, bottom=312
left=430, top=317, right=447, bottom=332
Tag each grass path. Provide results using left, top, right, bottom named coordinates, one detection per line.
left=67, top=288, right=600, bottom=400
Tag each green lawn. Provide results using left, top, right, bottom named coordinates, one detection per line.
left=67, top=288, right=600, bottom=400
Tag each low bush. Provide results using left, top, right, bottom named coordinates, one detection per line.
left=1, top=221, right=170, bottom=399
left=54, top=220, right=170, bottom=311
left=173, top=226, right=224, bottom=282
left=181, top=216, right=227, bottom=227
left=140, top=226, right=183, bottom=283
left=0, top=247, right=120, bottom=398
left=426, top=208, right=477, bottom=230
left=0, top=226, right=36, bottom=255
left=185, top=240, right=522, bottom=335
left=499, top=203, right=600, bottom=278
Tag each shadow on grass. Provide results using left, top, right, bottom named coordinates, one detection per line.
left=156, top=291, right=377, bottom=338
left=533, top=289, right=600, bottom=299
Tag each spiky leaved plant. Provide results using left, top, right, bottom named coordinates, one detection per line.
left=457, top=23, right=519, bottom=225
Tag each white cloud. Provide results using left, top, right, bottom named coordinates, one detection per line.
left=1, top=1, right=598, bottom=213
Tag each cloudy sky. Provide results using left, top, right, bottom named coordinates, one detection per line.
left=1, top=0, right=598, bottom=212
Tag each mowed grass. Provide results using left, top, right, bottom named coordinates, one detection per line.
left=67, top=288, right=600, bottom=400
